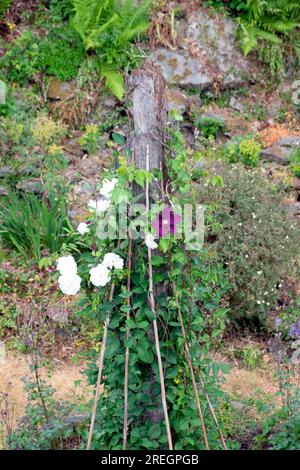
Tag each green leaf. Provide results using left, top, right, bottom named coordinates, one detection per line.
left=159, top=237, right=170, bottom=253
left=137, top=320, right=149, bottom=329
left=165, top=367, right=178, bottom=379
left=106, top=337, right=120, bottom=359
left=126, top=318, right=136, bottom=329
left=119, top=290, right=132, bottom=299
left=134, top=170, right=146, bottom=188
left=109, top=317, right=121, bottom=329
left=120, top=304, right=131, bottom=313
left=167, top=350, right=177, bottom=364
left=137, top=348, right=154, bottom=364
left=148, top=423, right=161, bottom=439
left=130, top=428, right=140, bottom=444
left=112, top=132, right=125, bottom=145
left=102, top=70, right=124, bottom=101
left=151, top=255, right=165, bottom=266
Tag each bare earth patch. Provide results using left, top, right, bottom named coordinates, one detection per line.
left=212, top=351, right=280, bottom=404
left=0, top=351, right=90, bottom=430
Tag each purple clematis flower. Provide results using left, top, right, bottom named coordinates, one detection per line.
left=152, top=206, right=181, bottom=238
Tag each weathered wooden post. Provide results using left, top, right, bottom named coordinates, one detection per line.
left=127, top=63, right=167, bottom=181
left=126, top=65, right=173, bottom=449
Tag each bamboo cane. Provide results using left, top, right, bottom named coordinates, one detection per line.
left=146, top=145, right=173, bottom=450
left=123, top=239, right=133, bottom=449
left=86, top=282, right=115, bottom=450
left=171, top=278, right=227, bottom=450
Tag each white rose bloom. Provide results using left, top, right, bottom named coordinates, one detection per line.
left=77, top=222, right=89, bottom=235
left=102, top=252, right=124, bottom=270
left=57, top=255, right=77, bottom=275
left=58, top=273, right=81, bottom=295
left=88, top=199, right=110, bottom=213
left=145, top=233, right=158, bottom=250
left=100, top=178, right=118, bottom=199
left=90, top=264, right=111, bottom=287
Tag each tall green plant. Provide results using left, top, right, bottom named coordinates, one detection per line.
left=237, top=0, right=300, bottom=68
left=0, top=192, right=76, bottom=263
left=71, top=0, right=151, bottom=99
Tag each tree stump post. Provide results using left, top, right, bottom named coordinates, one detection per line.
left=127, top=64, right=167, bottom=182
left=126, top=66, right=173, bottom=448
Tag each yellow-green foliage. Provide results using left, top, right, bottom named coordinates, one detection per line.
left=78, top=123, right=99, bottom=154
left=225, top=136, right=261, bottom=167
left=31, top=115, right=66, bottom=146
left=2, top=118, right=25, bottom=145
left=238, top=138, right=261, bottom=166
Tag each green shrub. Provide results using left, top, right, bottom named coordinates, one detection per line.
left=289, top=148, right=300, bottom=178
left=256, top=338, right=300, bottom=450
left=0, top=192, right=76, bottom=263
left=7, top=377, right=86, bottom=450
left=78, top=123, right=100, bottom=155
left=0, top=0, right=12, bottom=19
left=242, top=345, right=263, bottom=369
left=49, top=0, right=74, bottom=20
left=224, top=136, right=261, bottom=167
left=72, top=0, right=151, bottom=100
left=196, top=164, right=299, bottom=329
left=1, top=27, right=85, bottom=83
left=195, top=115, right=226, bottom=139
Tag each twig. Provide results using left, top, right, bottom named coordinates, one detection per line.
left=86, top=282, right=115, bottom=450
left=146, top=145, right=173, bottom=450
left=123, top=238, right=133, bottom=450
left=197, top=372, right=227, bottom=450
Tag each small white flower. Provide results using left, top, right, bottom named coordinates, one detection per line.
left=58, top=273, right=81, bottom=295
left=252, top=213, right=257, bottom=219
left=102, top=253, right=124, bottom=270
left=88, top=199, right=110, bottom=213
left=257, top=271, right=263, bottom=275
left=256, top=300, right=261, bottom=305
left=77, top=222, right=89, bottom=235
left=145, top=233, right=158, bottom=250
left=100, top=178, right=118, bottom=199
left=57, top=255, right=77, bottom=275
left=90, top=264, right=111, bottom=287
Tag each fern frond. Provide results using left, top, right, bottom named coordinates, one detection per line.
left=101, top=68, right=124, bottom=100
